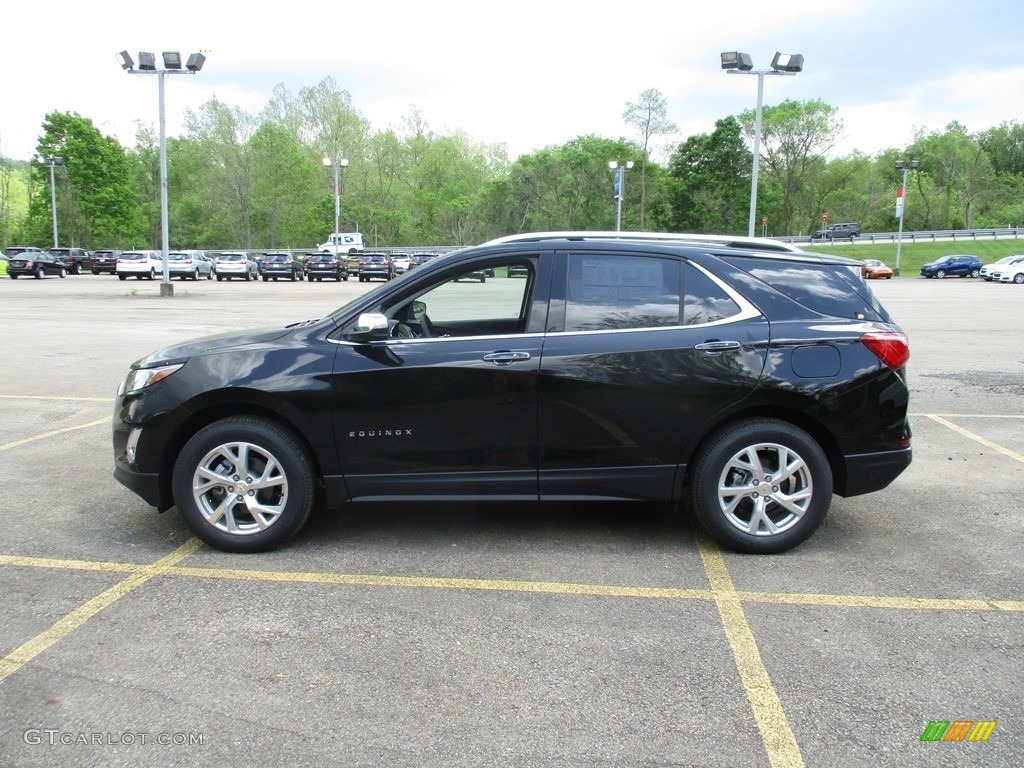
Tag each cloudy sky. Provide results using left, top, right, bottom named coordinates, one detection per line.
left=2, top=0, right=1022, bottom=163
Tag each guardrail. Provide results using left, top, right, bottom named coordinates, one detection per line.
left=780, top=228, right=1024, bottom=245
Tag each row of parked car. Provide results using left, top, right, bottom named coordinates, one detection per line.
left=1, top=246, right=444, bottom=283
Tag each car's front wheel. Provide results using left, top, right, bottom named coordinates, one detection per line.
left=689, top=419, right=832, bottom=554
left=172, top=417, right=316, bottom=553
left=35, top=266, right=45, bottom=279
left=936, top=270, right=946, bottom=278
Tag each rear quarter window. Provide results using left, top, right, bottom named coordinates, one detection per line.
left=723, top=257, right=886, bottom=321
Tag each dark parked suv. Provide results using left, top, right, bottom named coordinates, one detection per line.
left=919, top=254, right=983, bottom=278
left=260, top=252, right=304, bottom=281
left=91, top=249, right=121, bottom=275
left=49, top=247, right=91, bottom=275
left=113, top=232, right=912, bottom=555
left=811, top=223, right=861, bottom=241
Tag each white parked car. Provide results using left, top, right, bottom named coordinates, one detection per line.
left=979, top=255, right=1024, bottom=281
left=215, top=252, right=258, bottom=281
left=991, top=261, right=1024, bottom=284
left=391, top=253, right=413, bottom=273
left=116, top=250, right=164, bottom=281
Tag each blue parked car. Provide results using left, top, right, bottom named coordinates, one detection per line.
left=920, top=254, right=982, bottom=278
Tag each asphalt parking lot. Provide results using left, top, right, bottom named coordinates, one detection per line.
left=0, top=272, right=1021, bottom=767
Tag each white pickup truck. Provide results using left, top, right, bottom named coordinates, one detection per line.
left=317, top=232, right=364, bottom=255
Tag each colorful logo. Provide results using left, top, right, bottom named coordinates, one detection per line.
left=920, top=720, right=997, bottom=742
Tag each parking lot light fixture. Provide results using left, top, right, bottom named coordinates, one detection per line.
left=721, top=51, right=803, bottom=237
left=608, top=160, right=634, bottom=231
left=894, top=159, right=920, bottom=276
left=117, top=48, right=207, bottom=297
left=34, top=154, right=63, bottom=249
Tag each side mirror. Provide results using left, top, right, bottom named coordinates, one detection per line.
left=346, top=312, right=390, bottom=342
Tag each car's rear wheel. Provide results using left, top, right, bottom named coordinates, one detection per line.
left=689, top=419, right=832, bottom=554
left=970, top=268, right=980, bottom=278
left=72, top=263, right=83, bottom=275
left=1014, top=273, right=1024, bottom=284
left=172, top=417, right=316, bottom=553
left=59, top=267, right=67, bottom=278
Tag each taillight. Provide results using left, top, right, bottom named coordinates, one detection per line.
left=860, top=332, right=910, bottom=370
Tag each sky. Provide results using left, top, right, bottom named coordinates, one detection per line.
left=3, top=0, right=1023, bottom=164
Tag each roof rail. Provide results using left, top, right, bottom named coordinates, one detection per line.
left=481, top=231, right=805, bottom=253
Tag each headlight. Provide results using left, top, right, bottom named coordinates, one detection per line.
left=120, top=363, right=184, bottom=395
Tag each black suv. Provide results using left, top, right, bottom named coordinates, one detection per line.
left=91, top=249, right=121, bottom=275
left=304, top=253, right=349, bottom=281
left=49, top=247, right=91, bottom=275
left=260, top=252, right=304, bottom=281
left=811, top=223, right=861, bottom=241
left=113, top=232, right=911, bottom=555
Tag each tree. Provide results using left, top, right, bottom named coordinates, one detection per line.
left=623, top=88, right=677, bottom=228
left=737, top=99, right=843, bottom=234
left=662, top=116, right=751, bottom=233
left=29, top=112, right=141, bottom=248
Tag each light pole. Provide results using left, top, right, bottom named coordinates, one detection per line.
left=117, top=49, right=206, bottom=297
left=34, top=154, right=63, bottom=248
left=720, top=51, right=804, bottom=237
left=322, top=155, right=349, bottom=239
left=894, top=159, right=920, bottom=276
left=608, top=160, right=634, bottom=231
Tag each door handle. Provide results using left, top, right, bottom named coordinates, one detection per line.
left=483, top=351, right=532, bottom=365
left=695, top=340, right=741, bottom=352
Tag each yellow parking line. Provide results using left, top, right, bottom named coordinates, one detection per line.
left=698, top=537, right=805, bottom=768
left=0, top=555, right=139, bottom=574
left=0, top=417, right=110, bottom=452
left=0, top=539, right=203, bottom=684
left=3, top=553, right=1020, bottom=611
left=925, top=414, right=1024, bottom=464
left=165, top=565, right=711, bottom=599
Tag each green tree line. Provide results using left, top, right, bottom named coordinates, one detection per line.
left=3, top=80, right=1024, bottom=251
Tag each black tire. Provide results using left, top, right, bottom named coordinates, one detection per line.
left=35, top=266, right=45, bottom=279
left=59, top=267, right=67, bottom=278
left=1014, top=273, right=1024, bottom=285
left=118, top=274, right=128, bottom=281
left=970, top=268, right=980, bottom=278
left=172, top=417, right=316, bottom=553
left=936, top=270, right=946, bottom=278
left=9, top=274, right=18, bottom=279
left=72, top=262, right=83, bottom=275
left=689, top=418, right=832, bottom=554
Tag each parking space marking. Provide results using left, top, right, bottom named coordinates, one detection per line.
left=3, top=554, right=1022, bottom=611
left=0, top=538, right=202, bottom=684
left=698, top=537, right=805, bottom=768
left=0, top=416, right=110, bottom=452
left=923, top=414, right=1024, bottom=464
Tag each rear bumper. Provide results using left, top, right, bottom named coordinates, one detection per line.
left=838, top=447, right=913, bottom=497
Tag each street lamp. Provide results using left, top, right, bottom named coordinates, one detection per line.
left=322, top=156, right=349, bottom=239
left=894, top=159, right=920, bottom=276
left=34, top=154, right=63, bottom=249
left=608, top=160, right=634, bottom=231
left=721, top=51, right=804, bottom=237
left=117, top=49, right=206, bottom=296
